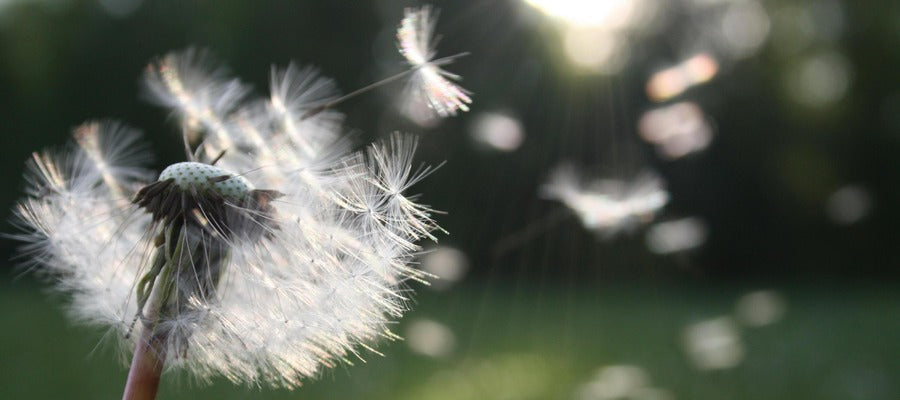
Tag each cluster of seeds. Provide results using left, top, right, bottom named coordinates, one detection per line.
left=158, top=161, right=253, bottom=199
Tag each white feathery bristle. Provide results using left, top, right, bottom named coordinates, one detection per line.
left=397, top=5, right=438, bottom=67
left=365, top=134, right=443, bottom=241
left=13, top=47, right=445, bottom=389
left=267, top=63, right=344, bottom=161
left=13, top=123, right=154, bottom=333
left=143, top=48, right=250, bottom=154
left=269, top=63, right=339, bottom=115
left=397, top=6, right=472, bottom=117
left=73, top=120, right=154, bottom=196
left=542, top=164, right=669, bottom=237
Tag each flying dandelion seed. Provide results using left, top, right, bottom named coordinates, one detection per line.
left=11, top=46, right=448, bottom=396
left=397, top=6, right=472, bottom=118
left=541, top=164, right=669, bottom=238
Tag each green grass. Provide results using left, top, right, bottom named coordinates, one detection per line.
left=1, top=279, right=898, bottom=399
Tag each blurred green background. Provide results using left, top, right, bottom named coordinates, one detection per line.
left=1, top=0, right=899, bottom=399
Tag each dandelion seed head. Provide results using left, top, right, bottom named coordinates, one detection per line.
left=13, top=47, right=445, bottom=389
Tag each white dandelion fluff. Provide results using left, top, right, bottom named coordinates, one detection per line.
left=12, top=48, right=443, bottom=391
left=541, top=164, right=669, bottom=238
left=397, top=5, right=472, bottom=117
left=143, top=47, right=251, bottom=155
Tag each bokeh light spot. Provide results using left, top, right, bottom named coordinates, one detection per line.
left=405, top=318, right=457, bottom=359
left=470, top=112, right=525, bottom=152
left=826, top=185, right=873, bottom=225
left=420, top=247, right=470, bottom=291
left=645, top=217, right=708, bottom=254
left=682, top=317, right=744, bottom=370
left=638, top=102, right=713, bottom=159
left=786, top=50, right=852, bottom=107
left=720, top=0, right=771, bottom=59
left=735, top=290, right=787, bottom=327
left=646, top=54, right=719, bottom=101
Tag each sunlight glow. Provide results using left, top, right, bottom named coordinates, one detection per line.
left=563, top=27, right=630, bottom=73
left=524, top=0, right=638, bottom=29
left=524, top=0, right=656, bottom=74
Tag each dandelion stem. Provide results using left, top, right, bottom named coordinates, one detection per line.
left=122, top=229, right=182, bottom=400
left=122, top=328, right=166, bottom=400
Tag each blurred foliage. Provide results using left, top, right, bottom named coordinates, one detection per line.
left=1, top=0, right=899, bottom=397
left=1, top=280, right=898, bottom=399
left=1, top=0, right=898, bottom=281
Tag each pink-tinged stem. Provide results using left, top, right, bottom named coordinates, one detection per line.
left=122, top=329, right=167, bottom=400
left=122, top=252, right=171, bottom=400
